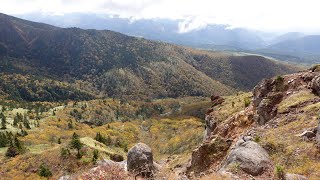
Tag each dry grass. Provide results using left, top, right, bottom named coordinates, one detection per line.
left=256, top=90, right=320, bottom=180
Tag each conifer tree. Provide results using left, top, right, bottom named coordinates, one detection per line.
left=1, top=113, right=6, bottom=129
left=70, top=132, right=83, bottom=159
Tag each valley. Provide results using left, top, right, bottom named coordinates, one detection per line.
left=0, top=12, right=319, bottom=180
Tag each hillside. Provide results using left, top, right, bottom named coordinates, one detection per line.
left=1, top=66, right=320, bottom=179
left=0, top=13, right=299, bottom=100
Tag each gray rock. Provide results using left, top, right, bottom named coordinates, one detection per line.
left=296, top=130, right=316, bottom=140
left=253, top=78, right=274, bottom=107
left=222, top=138, right=272, bottom=176
left=127, top=143, right=154, bottom=176
left=59, top=175, right=71, bottom=180
left=311, top=76, right=320, bottom=95
left=204, top=111, right=217, bottom=141
left=256, top=92, right=283, bottom=125
left=285, top=173, right=307, bottom=180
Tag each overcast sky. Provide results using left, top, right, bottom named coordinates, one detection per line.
left=1, top=0, right=320, bottom=33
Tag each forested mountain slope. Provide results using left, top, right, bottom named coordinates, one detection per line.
left=0, top=13, right=298, bottom=100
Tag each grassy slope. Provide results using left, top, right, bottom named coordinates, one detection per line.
left=255, top=90, right=320, bottom=179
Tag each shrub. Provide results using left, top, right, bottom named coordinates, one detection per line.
left=92, top=149, right=99, bottom=164
left=60, top=147, right=71, bottom=159
left=275, top=165, right=285, bottom=180
left=276, top=76, right=284, bottom=82
left=5, top=146, right=19, bottom=157
left=244, top=97, right=251, bottom=107
left=253, top=136, right=261, bottom=143
left=229, top=162, right=241, bottom=174
left=110, top=153, right=124, bottom=162
left=38, top=164, right=52, bottom=177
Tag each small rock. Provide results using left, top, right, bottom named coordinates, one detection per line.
left=285, top=173, right=307, bottom=180
left=59, top=175, right=71, bottom=180
left=295, top=130, right=316, bottom=140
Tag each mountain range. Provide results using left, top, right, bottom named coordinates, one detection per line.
left=0, top=13, right=298, bottom=101
left=15, top=13, right=320, bottom=65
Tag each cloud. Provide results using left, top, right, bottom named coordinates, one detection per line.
left=1, top=0, right=320, bottom=33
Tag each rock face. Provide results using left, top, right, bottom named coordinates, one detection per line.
left=222, top=137, right=272, bottom=176
left=187, top=136, right=231, bottom=174
left=252, top=70, right=320, bottom=125
left=127, top=143, right=154, bottom=176
left=204, top=96, right=224, bottom=141
left=204, top=110, right=217, bottom=141
left=311, top=76, right=320, bottom=95
left=253, top=78, right=284, bottom=125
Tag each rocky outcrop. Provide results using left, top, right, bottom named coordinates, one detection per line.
left=212, top=106, right=255, bottom=139
left=127, top=143, right=154, bottom=177
left=221, top=137, right=273, bottom=176
left=311, top=76, right=320, bottom=95
left=204, top=96, right=224, bottom=141
left=204, top=110, right=218, bottom=141
left=187, top=136, right=231, bottom=174
left=253, top=78, right=284, bottom=125
left=210, top=95, right=225, bottom=106
left=252, top=69, right=320, bottom=125
left=256, top=92, right=283, bottom=125
left=253, top=79, right=274, bottom=107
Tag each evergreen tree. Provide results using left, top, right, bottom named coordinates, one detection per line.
left=23, top=117, right=31, bottom=129
left=13, top=116, right=19, bottom=126
left=38, top=164, right=52, bottom=177
left=1, top=113, right=6, bottom=129
left=70, top=132, right=83, bottom=159
left=0, top=133, right=9, bottom=147
left=13, top=113, right=23, bottom=127
left=14, top=136, right=23, bottom=150
left=106, top=135, right=112, bottom=146
left=5, top=136, right=25, bottom=157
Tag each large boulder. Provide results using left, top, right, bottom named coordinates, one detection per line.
left=187, top=136, right=231, bottom=174
left=127, top=143, right=154, bottom=176
left=311, top=76, right=320, bottom=95
left=222, top=137, right=272, bottom=176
